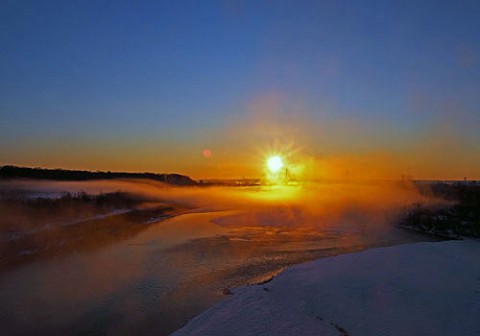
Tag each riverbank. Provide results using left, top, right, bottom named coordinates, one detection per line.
left=0, top=198, right=186, bottom=271
left=173, top=239, right=480, bottom=336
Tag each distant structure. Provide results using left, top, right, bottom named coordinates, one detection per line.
left=401, top=175, right=413, bottom=183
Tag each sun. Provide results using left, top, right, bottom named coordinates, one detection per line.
left=267, top=155, right=284, bottom=173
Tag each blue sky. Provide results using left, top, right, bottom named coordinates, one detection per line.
left=1, top=0, right=479, bottom=177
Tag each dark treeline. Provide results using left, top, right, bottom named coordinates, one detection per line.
left=400, top=182, right=480, bottom=238
left=0, top=191, right=142, bottom=210
left=0, top=165, right=197, bottom=186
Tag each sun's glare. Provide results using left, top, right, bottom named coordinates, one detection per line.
left=267, top=156, right=284, bottom=173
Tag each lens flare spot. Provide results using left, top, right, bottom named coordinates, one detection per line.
left=203, top=149, right=212, bottom=158
left=267, top=156, right=283, bottom=173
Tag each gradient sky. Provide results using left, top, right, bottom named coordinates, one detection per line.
left=1, top=0, right=480, bottom=179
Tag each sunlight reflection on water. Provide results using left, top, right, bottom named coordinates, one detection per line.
left=0, top=183, right=440, bottom=335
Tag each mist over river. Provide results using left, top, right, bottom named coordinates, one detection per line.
left=0, top=182, right=440, bottom=335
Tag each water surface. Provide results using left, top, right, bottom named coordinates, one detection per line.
left=0, top=208, right=437, bottom=336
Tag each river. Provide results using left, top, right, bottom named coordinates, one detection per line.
left=0, top=205, right=437, bottom=336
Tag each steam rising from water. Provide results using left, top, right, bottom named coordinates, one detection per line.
left=1, top=178, right=439, bottom=234
left=0, top=178, right=444, bottom=336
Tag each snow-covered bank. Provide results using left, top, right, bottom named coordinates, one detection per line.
left=173, top=240, right=480, bottom=336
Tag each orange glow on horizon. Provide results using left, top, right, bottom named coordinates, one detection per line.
left=4, top=106, right=480, bottom=181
